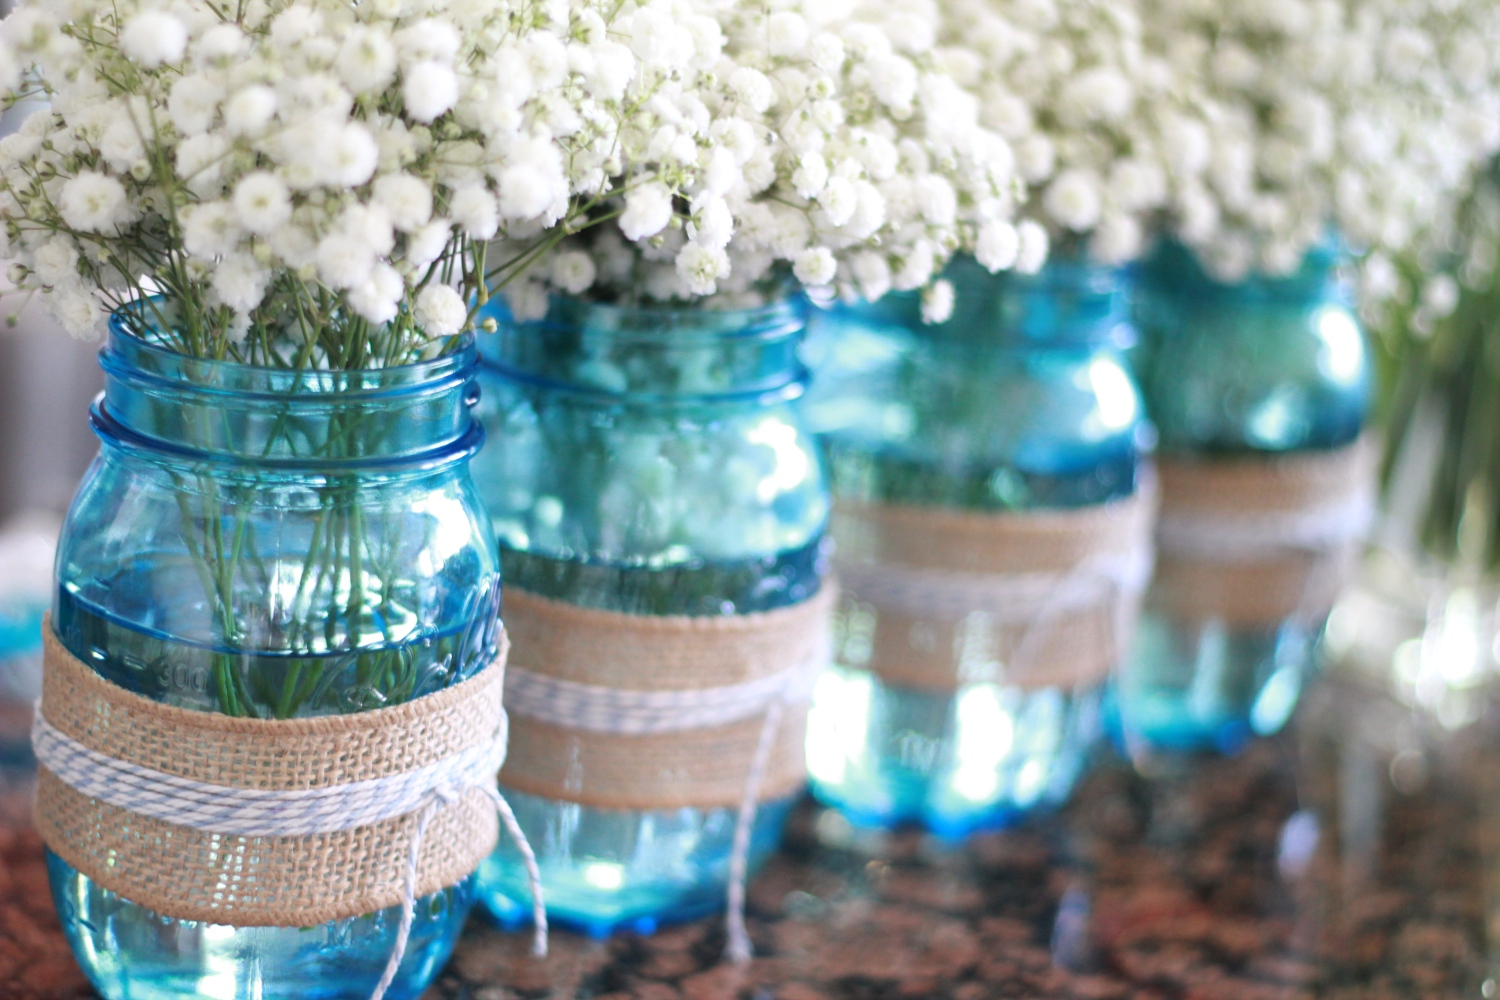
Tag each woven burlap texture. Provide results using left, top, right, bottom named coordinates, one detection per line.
left=34, top=622, right=505, bottom=927
left=499, top=585, right=834, bottom=810
left=832, top=483, right=1156, bottom=692
left=1152, top=439, right=1373, bottom=627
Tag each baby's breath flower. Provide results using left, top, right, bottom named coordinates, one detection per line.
left=233, top=173, right=293, bottom=237
left=676, top=243, right=730, bottom=295
left=0, top=0, right=694, bottom=356
left=414, top=284, right=467, bottom=337
left=121, top=11, right=188, bottom=69
left=619, top=182, right=674, bottom=242
left=512, top=0, right=1033, bottom=311
left=59, top=173, right=129, bottom=233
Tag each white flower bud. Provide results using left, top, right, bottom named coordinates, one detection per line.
left=620, top=182, right=674, bottom=242
left=415, top=284, right=469, bottom=337
left=976, top=221, right=1020, bottom=272
left=921, top=279, right=955, bottom=324
left=121, top=12, right=188, bottom=69
left=1015, top=220, right=1049, bottom=275
left=676, top=242, right=730, bottom=295
left=729, top=67, right=774, bottom=114
left=768, top=13, right=809, bottom=57
left=337, top=27, right=399, bottom=95
left=403, top=61, right=459, bottom=123
left=225, top=85, right=278, bottom=138
left=550, top=250, right=597, bottom=295
left=793, top=246, right=837, bottom=287
left=233, top=172, right=293, bottom=236
left=374, top=174, right=434, bottom=232
left=1043, top=169, right=1102, bottom=233
left=212, top=253, right=271, bottom=314
left=450, top=186, right=500, bottom=240
left=59, top=172, right=129, bottom=233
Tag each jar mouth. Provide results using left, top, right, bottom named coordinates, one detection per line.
left=480, top=356, right=810, bottom=406
left=106, top=306, right=478, bottom=400
left=99, top=306, right=483, bottom=469
left=477, top=293, right=810, bottom=401
left=834, top=254, right=1136, bottom=351
left=479, top=294, right=809, bottom=347
left=1141, top=239, right=1350, bottom=300
left=90, top=398, right=486, bottom=472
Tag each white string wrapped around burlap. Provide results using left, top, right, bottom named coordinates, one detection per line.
left=31, top=618, right=546, bottom=1000
left=497, top=583, right=837, bottom=964
left=1152, top=437, right=1377, bottom=628
left=832, top=478, right=1158, bottom=692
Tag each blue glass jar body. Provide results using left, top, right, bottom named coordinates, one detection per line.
left=48, top=320, right=498, bottom=1000
left=471, top=296, right=830, bottom=935
left=1119, top=243, right=1373, bottom=752
left=801, top=256, right=1147, bottom=837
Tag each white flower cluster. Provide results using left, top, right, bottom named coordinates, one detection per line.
left=0, top=0, right=700, bottom=364
left=1139, top=0, right=1500, bottom=281
left=503, top=0, right=1034, bottom=320
left=937, top=0, right=1205, bottom=267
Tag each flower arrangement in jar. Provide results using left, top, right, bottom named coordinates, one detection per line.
left=468, top=0, right=1029, bottom=949
left=0, top=0, right=721, bottom=996
left=798, top=0, right=1177, bottom=834
left=1117, top=0, right=1500, bottom=755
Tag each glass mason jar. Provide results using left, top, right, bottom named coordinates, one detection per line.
left=47, top=316, right=498, bottom=1000
left=801, top=255, right=1150, bottom=837
left=470, top=295, right=830, bottom=936
left=1119, top=242, right=1374, bottom=753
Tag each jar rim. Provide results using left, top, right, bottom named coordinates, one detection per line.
left=107, top=304, right=478, bottom=400
left=89, top=397, right=486, bottom=473
left=835, top=254, right=1136, bottom=350
left=482, top=293, right=809, bottom=346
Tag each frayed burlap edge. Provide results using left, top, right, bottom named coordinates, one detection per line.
left=1153, top=438, right=1374, bottom=628
left=34, top=620, right=505, bottom=926
left=832, top=483, right=1155, bottom=692
left=499, top=585, right=833, bottom=809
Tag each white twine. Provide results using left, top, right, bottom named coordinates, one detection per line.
left=33, top=700, right=547, bottom=1000
left=1156, top=484, right=1376, bottom=629
left=835, top=547, right=1154, bottom=624
left=1155, top=487, right=1376, bottom=561
left=504, top=642, right=828, bottom=965
left=836, top=545, right=1153, bottom=692
left=503, top=661, right=821, bottom=735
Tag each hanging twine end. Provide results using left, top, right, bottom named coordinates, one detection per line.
left=724, top=933, right=754, bottom=966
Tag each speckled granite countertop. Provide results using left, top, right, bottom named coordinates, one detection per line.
left=2, top=676, right=1493, bottom=1000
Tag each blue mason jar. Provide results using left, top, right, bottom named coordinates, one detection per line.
left=470, top=296, right=830, bottom=935
left=1118, top=242, right=1374, bottom=753
left=801, top=255, right=1151, bottom=837
left=47, top=316, right=497, bottom=1000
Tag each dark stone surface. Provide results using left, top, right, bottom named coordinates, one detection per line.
left=2, top=677, right=1494, bottom=999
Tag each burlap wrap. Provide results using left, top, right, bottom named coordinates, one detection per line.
left=499, top=585, right=835, bottom=811
left=832, top=483, right=1157, bottom=693
left=1151, top=438, right=1376, bottom=628
left=34, top=623, right=504, bottom=927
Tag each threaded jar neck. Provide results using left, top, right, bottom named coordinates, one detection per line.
left=96, top=311, right=481, bottom=469
left=478, top=295, right=810, bottom=404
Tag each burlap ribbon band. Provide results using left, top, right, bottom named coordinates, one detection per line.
left=499, top=584, right=836, bottom=811
left=1151, top=437, right=1375, bottom=628
left=832, top=481, right=1157, bottom=692
left=33, top=621, right=505, bottom=927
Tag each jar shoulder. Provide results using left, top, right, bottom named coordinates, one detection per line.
left=57, top=450, right=498, bottom=659
left=471, top=376, right=829, bottom=566
left=803, top=313, right=1144, bottom=508
left=1134, top=292, right=1372, bottom=452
